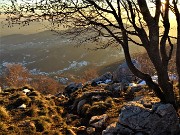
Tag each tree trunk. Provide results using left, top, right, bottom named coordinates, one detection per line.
left=177, top=18, right=180, bottom=90
left=122, top=45, right=166, bottom=102
left=146, top=47, right=177, bottom=109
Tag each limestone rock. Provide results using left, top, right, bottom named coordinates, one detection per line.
left=105, top=83, right=123, bottom=94
left=17, top=104, right=27, bottom=109
left=89, top=114, right=108, bottom=128
left=91, top=72, right=113, bottom=86
left=86, top=127, right=95, bottom=134
left=102, top=122, right=133, bottom=135
left=113, top=59, right=141, bottom=83
left=22, top=89, right=31, bottom=94
left=103, top=98, right=179, bottom=135
left=119, top=102, right=179, bottom=135
left=77, top=99, right=87, bottom=114
left=64, top=82, right=82, bottom=96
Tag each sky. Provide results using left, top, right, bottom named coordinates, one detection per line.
left=0, top=0, right=179, bottom=37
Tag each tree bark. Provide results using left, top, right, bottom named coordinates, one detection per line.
left=176, top=17, right=180, bottom=90
left=122, top=45, right=166, bottom=102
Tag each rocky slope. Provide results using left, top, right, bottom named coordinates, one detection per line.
left=0, top=77, right=179, bottom=135
left=0, top=60, right=179, bottom=135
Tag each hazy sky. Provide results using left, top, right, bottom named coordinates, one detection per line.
left=0, top=0, right=178, bottom=37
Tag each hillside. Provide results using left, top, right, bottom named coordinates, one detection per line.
left=0, top=77, right=179, bottom=134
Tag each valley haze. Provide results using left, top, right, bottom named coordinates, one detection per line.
left=0, top=18, right=144, bottom=79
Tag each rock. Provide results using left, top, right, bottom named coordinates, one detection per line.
left=133, top=96, right=160, bottom=108
left=118, top=102, right=179, bottom=135
left=113, top=59, right=141, bottom=83
left=17, top=104, right=27, bottom=109
left=103, top=97, right=179, bottom=135
left=64, top=82, right=82, bottom=96
left=22, top=89, right=31, bottom=94
left=66, top=114, right=79, bottom=123
left=86, top=127, right=96, bottom=134
left=105, top=83, right=123, bottom=94
left=92, top=95, right=102, bottom=101
left=91, top=72, right=113, bottom=86
left=89, top=114, right=108, bottom=128
left=102, top=122, right=134, bottom=135
left=77, top=99, right=87, bottom=114
left=71, top=90, right=112, bottom=111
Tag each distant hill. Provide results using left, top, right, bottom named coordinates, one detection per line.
left=0, top=29, right=145, bottom=78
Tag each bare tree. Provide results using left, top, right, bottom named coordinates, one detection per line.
left=2, top=0, right=180, bottom=108
left=172, top=0, right=180, bottom=91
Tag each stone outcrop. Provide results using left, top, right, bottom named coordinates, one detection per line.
left=91, top=72, right=113, bottom=86
left=113, top=59, right=141, bottom=83
left=89, top=114, right=108, bottom=128
left=64, top=82, right=82, bottom=96
left=103, top=100, right=179, bottom=135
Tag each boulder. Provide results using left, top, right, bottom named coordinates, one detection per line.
left=113, top=59, right=141, bottom=83
left=64, top=82, right=82, bottom=96
left=102, top=122, right=134, bottom=135
left=89, top=114, right=108, bottom=128
left=103, top=100, right=179, bottom=135
left=105, top=83, right=123, bottom=94
left=86, top=127, right=96, bottom=134
left=22, top=88, right=31, bottom=94
left=17, top=104, right=27, bottom=109
left=77, top=99, right=87, bottom=114
left=91, top=72, right=113, bottom=86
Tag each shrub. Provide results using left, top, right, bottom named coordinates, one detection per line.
left=1, top=64, right=30, bottom=88
left=0, top=64, right=64, bottom=95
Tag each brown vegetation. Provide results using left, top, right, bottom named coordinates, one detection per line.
left=0, top=64, right=64, bottom=95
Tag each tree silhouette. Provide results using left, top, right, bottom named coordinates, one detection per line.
left=2, top=0, right=180, bottom=108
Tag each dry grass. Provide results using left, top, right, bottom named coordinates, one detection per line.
left=0, top=122, right=8, bottom=132
left=0, top=106, right=10, bottom=121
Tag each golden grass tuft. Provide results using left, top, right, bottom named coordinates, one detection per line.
left=0, top=122, right=8, bottom=132
left=0, top=106, right=10, bottom=121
